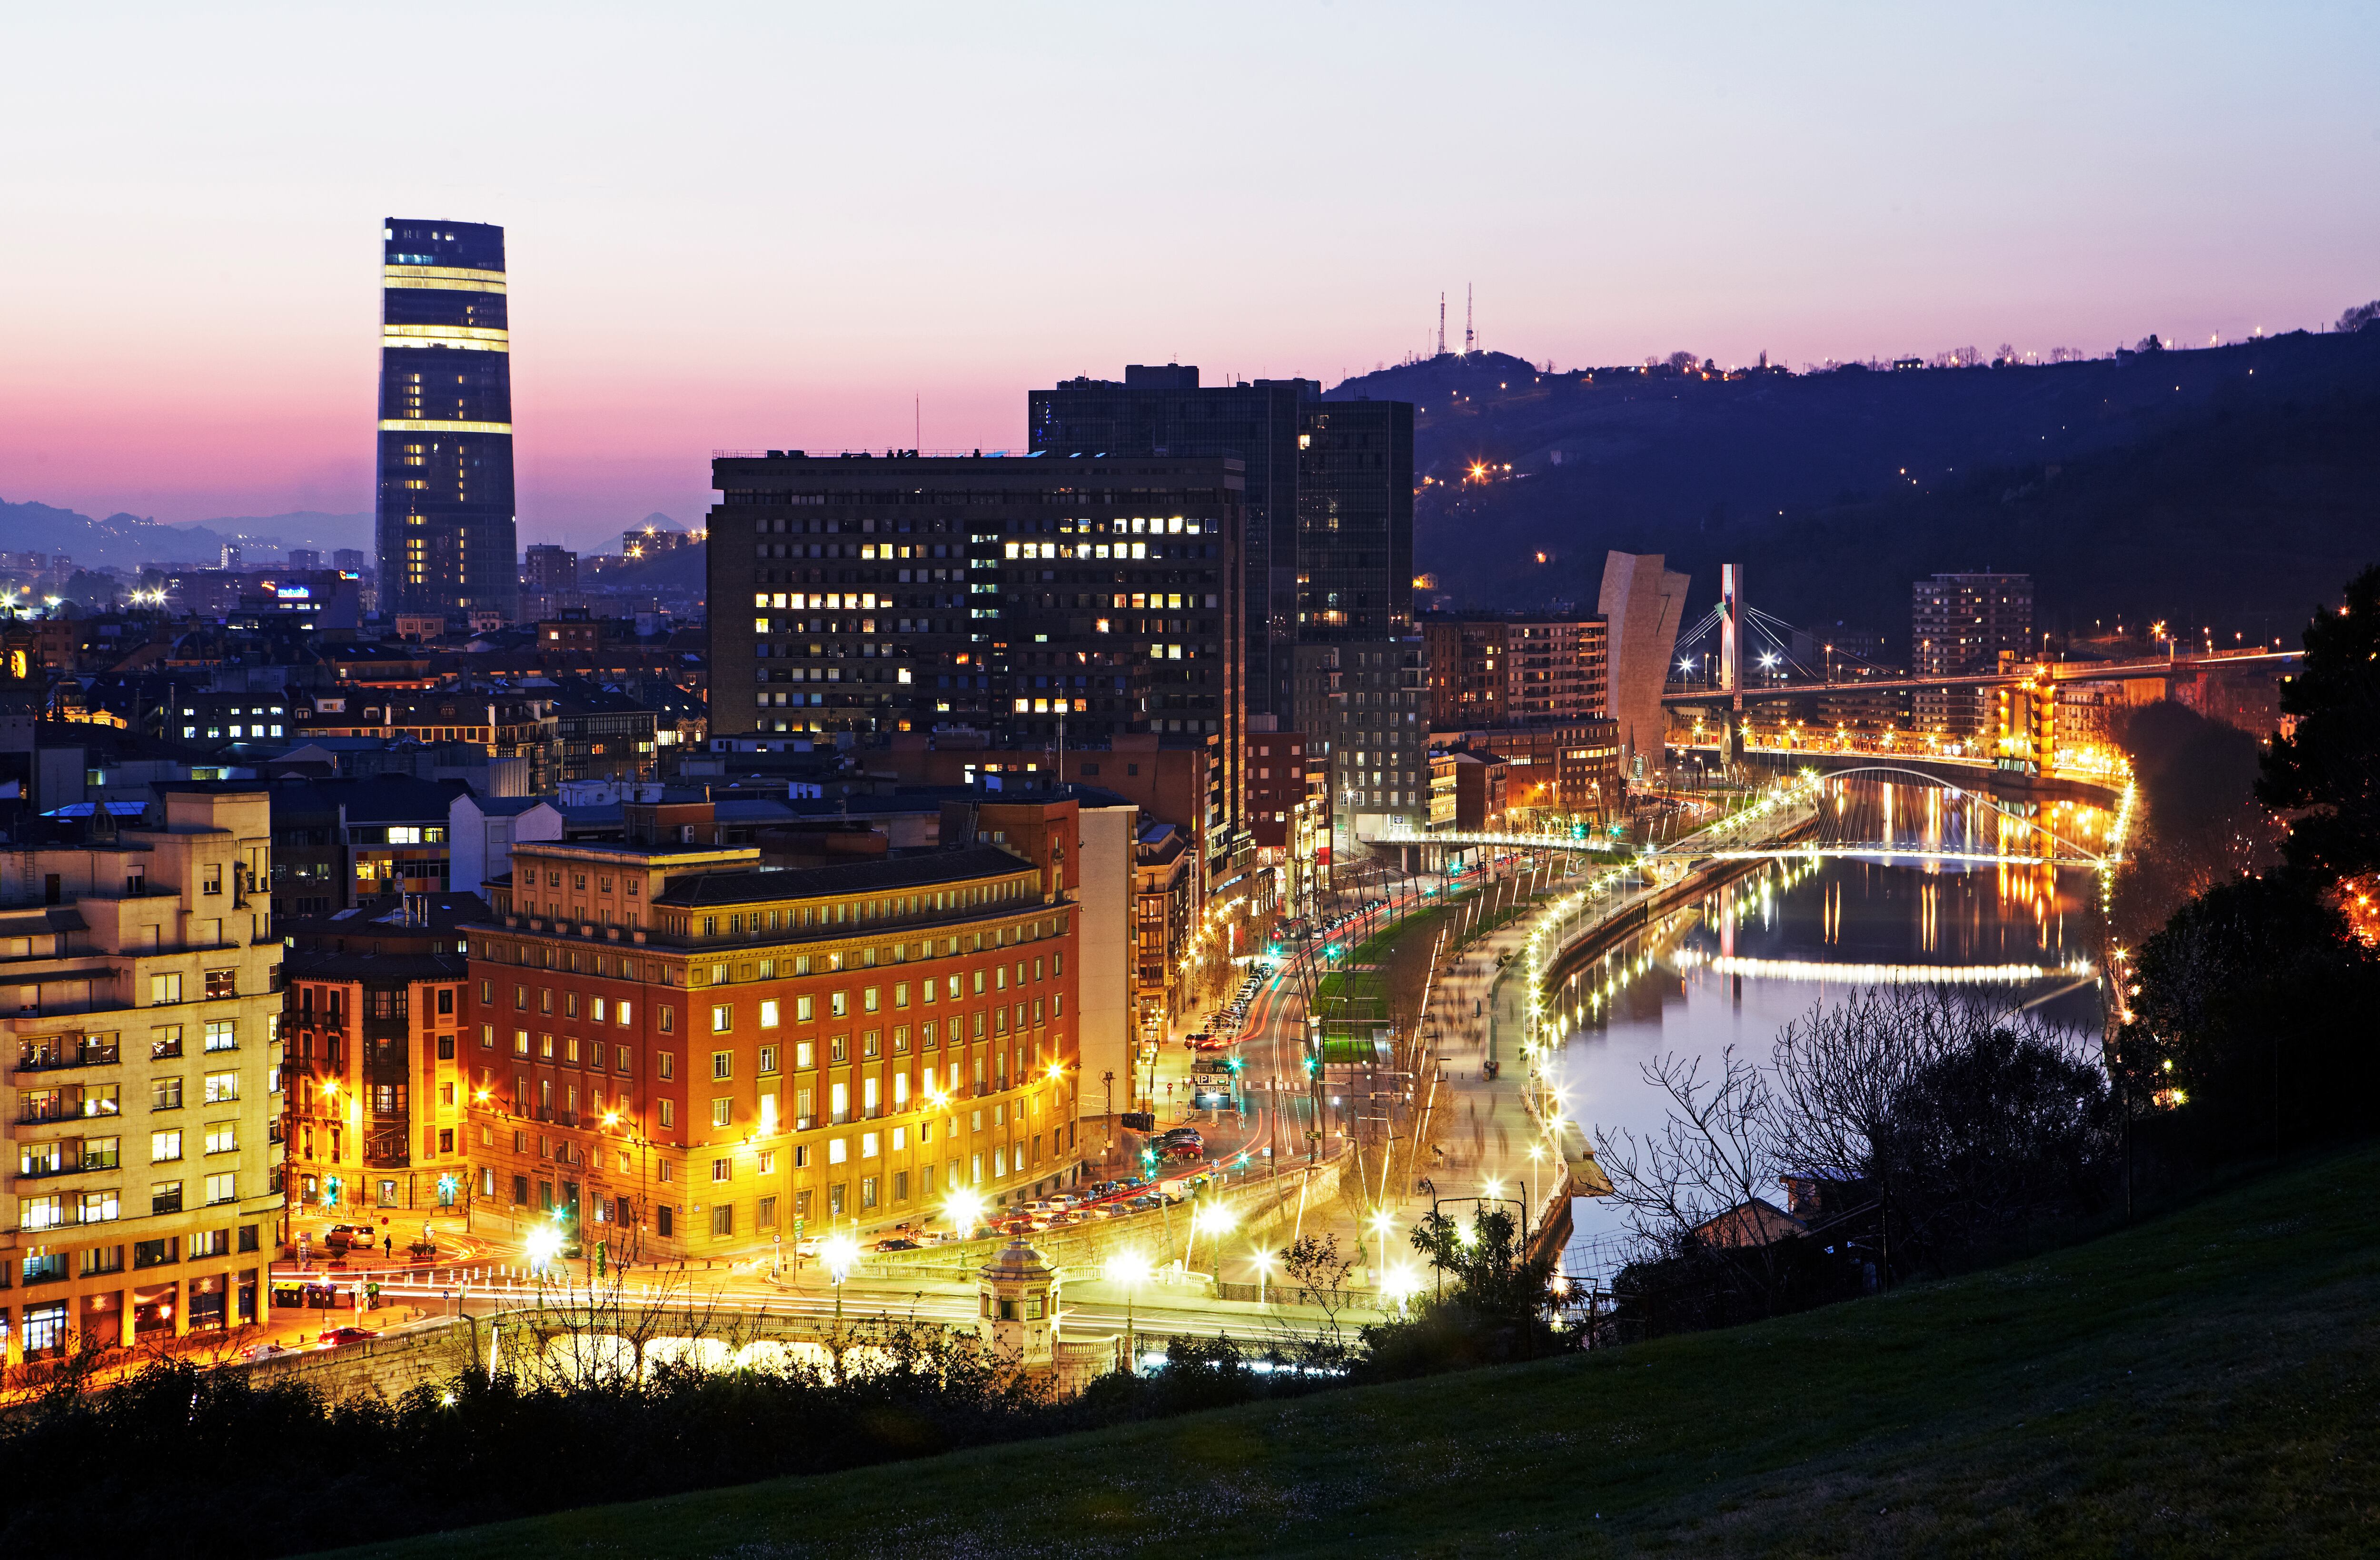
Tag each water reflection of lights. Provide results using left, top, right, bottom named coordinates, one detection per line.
left=1681, top=953, right=2094, bottom=984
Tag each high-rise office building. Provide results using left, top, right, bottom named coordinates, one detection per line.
left=1030, top=368, right=1305, bottom=725
left=376, top=219, right=517, bottom=622
left=708, top=453, right=1247, bottom=868
left=1912, top=572, right=2034, bottom=739
left=1029, top=371, right=1417, bottom=734
left=1296, top=399, right=1414, bottom=644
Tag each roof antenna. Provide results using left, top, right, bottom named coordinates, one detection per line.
left=1465, top=284, right=1474, bottom=356
left=1437, top=292, right=1446, bottom=358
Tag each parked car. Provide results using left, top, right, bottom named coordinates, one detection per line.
left=316, top=1326, right=380, bottom=1349
left=873, top=1237, right=919, bottom=1252
left=1160, top=1139, right=1204, bottom=1161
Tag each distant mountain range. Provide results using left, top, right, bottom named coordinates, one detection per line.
left=0, top=501, right=373, bottom=570
left=1334, top=325, right=2380, bottom=650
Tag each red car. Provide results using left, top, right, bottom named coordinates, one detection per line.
left=1160, top=1138, right=1204, bottom=1161
left=316, top=1326, right=381, bottom=1349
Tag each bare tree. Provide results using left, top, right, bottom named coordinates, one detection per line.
left=1277, top=1232, right=1357, bottom=1361
left=1594, top=1047, right=1804, bottom=1315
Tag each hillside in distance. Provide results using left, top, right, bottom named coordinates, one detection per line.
left=1338, top=327, right=2380, bottom=650
left=0, top=500, right=372, bottom=570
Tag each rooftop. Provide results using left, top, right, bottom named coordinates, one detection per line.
left=651, top=844, right=1035, bottom=909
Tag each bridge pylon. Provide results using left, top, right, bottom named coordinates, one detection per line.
left=1719, top=563, right=1743, bottom=709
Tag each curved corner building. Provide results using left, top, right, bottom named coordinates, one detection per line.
left=376, top=219, right=517, bottom=620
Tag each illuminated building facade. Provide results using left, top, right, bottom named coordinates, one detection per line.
left=1030, top=369, right=1306, bottom=725
left=461, top=802, right=1082, bottom=1258
left=1912, top=572, right=2034, bottom=741
left=279, top=894, right=480, bottom=1220
left=0, top=790, right=284, bottom=1366
left=376, top=219, right=518, bottom=621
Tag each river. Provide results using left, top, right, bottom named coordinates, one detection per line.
left=1547, top=779, right=2115, bottom=1282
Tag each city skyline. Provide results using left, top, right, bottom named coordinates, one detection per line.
left=3, top=4, right=2376, bottom=542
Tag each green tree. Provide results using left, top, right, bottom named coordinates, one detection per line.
left=2257, top=563, right=2380, bottom=883
left=2118, top=873, right=2380, bottom=1158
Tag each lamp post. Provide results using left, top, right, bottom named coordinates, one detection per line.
left=821, top=1231, right=859, bottom=1333
left=1104, top=1250, right=1150, bottom=1372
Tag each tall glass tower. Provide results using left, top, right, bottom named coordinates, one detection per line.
left=376, top=219, right=517, bottom=620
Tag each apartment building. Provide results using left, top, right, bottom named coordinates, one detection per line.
left=280, top=894, right=480, bottom=1221
left=461, top=801, right=1082, bottom=1260
left=0, top=789, right=284, bottom=1366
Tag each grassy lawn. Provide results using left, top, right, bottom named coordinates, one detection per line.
left=322, top=1146, right=2380, bottom=1560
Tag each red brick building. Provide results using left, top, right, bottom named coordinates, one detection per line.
left=461, top=801, right=1082, bottom=1260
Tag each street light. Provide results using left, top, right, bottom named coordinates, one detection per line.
left=524, top=1216, right=564, bottom=1280
left=820, top=1231, right=860, bottom=1331
left=1250, top=1246, right=1275, bottom=1308
left=1104, top=1249, right=1151, bottom=1371
left=942, top=1186, right=985, bottom=1241
left=1191, top=1200, right=1235, bottom=1279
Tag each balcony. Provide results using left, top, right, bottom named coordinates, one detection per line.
left=12, top=1038, right=119, bottom=1073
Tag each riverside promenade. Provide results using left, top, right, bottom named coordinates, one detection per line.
left=1410, top=782, right=1823, bottom=1269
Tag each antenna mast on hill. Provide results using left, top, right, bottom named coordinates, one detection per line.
left=1465, top=284, right=1475, bottom=356
left=1437, top=293, right=1446, bottom=357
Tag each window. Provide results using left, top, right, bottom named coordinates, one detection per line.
left=658, top=1006, right=675, bottom=1033
left=711, top=1098, right=732, bottom=1128
left=795, top=1040, right=814, bottom=1069
left=513, top=1029, right=530, bottom=1056
left=204, top=1020, right=235, bottom=1053
left=711, top=1050, right=733, bottom=1081
left=757, top=1194, right=778, bottom=1228
left=796, top=995, right=814, bottom=1023
left=711, top=1004, right=733, bottom=1034
left=151, top=1025, right=183, bottom=1059
left=204, top=969, right=236, bottom=1000
left=831, top=991, right=849, bottom=1019
left=150, top=973, right=181, bottom=1005
left=481, top=1024, right=496, bottom=1050
left=22, top=1193, right=63, bottom=1229
left=203, top=1072, right=237, bottom=1104
left=616, top=1045, right=632, bottom=1073
left=204, top=1122, right=237, bottom=1155
left=756, top=1149, right=775, bottom=1175
left=658, top=1100, right=674, bottom=1128
left=862, top=1132, right=880, bottom=1159
left=86, top=1187, right=124, bottom=1221
left=152, top=1077, right=182, bottom=1111
left=203, top=864, right=222, bottom=895
left=758, top=1044, right=780, bottom=1075
left=864, top=986, right=880, bottom=1014
left=152, top=1129, right=183, bottom=1162
left=205, top=1172, right=236, bottom=1205
left=861, top=1175, right=878, bottom=1210
left=759, top=998, right=780, bottom=1028
left=827, top=1137, right=848, bottom=1164
left=619, top=1000, right=634, bottom=1027
left=710, top=1205, right=734, bottom=1237
left=711, top=1157, right=732, bottom=1183
left=134, top=1236, right=178, bottom=1267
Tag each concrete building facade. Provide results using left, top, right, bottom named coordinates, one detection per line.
left=0, top=789, right=285, bottom=1366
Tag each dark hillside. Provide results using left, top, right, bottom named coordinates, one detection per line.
left=1346, top=328, right=2380, bottom=644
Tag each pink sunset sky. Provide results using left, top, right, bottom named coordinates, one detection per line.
left=3, top=3, right=2374, bottom=554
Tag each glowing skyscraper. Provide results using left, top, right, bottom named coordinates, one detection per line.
left=375, top=219, right=517, bottom=620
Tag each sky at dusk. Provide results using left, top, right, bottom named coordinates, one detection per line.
left=4, top=2, right=2375, bottom=552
